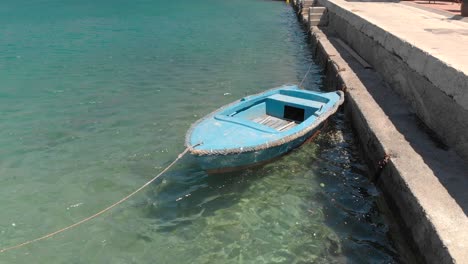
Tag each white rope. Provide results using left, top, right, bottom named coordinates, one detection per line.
left=299, top=62, right=314, bottom=88
left=0, top=147, right=192, bottom=253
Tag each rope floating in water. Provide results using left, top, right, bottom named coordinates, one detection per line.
left=0, top=147, right=192, bottom=254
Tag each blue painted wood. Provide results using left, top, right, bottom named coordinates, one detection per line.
left=192, top=130, right=318, bottom=173
left=185, top=85, right=343, bottom=172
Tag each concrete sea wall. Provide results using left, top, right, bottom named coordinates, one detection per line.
left=320, top=0, right=468, bottom=162
left=291, top=0, right=468, bottom=263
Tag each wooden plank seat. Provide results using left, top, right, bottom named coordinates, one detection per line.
left=251, top=115, right=298, bottom=131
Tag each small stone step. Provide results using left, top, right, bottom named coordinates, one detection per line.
left=309, top=19, right=321, bottom=26
left=302, top=0, right=315, bottom=7
left=307, top=6, right=326, bottom=26
left=310, top=14, right=324, bottom=20
left=310, top=7, right=326, bottom=14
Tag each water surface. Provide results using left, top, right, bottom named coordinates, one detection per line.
left=0, top=0, right=401, bottom=263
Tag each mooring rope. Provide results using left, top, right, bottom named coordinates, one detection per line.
left=0, top=147, right=192, bottom=254
left=299, top=62, right=314, bottom=88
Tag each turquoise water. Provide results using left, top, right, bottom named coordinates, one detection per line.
left=0, top=0, right=402, bottom=263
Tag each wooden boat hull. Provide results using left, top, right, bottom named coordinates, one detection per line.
left=185, top=85, right=344, bottom=172
left=195, top=122, right=325, bottom=173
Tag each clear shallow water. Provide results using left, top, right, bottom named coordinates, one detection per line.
left=0, top=0, right=401, bottom=263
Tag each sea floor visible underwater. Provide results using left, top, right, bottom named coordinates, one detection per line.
left=1, top=0, right=405, bottom=263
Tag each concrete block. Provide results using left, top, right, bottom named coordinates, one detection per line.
left=302, top=0, right=315, bottom=9
left=383, top=34, right=413, bottom=62
left=309, top=19, right=321, bottom=26
left=406, top=48, right=429, bottom=76
left=307, top=27, right=468, bottom=264
left=423, top=57, right=468, bottom=112
left=310, top=6, right=326, bottom=14
left=321, top=0, right=468, bottom=162
left=308, top=7, right=328, bottom=26
left=310, top=14, right=323, bottom=20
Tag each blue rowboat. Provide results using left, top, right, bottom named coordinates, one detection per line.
left=185, top=85, right=344, bottom=173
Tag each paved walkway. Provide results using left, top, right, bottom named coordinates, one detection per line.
left=410, top=0, right=462, bottom=16
left=326, top=0, right=468, bottom=75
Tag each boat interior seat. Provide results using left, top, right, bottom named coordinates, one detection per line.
left=267, top=94, right=326, bottom=109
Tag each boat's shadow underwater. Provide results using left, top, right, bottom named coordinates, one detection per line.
left=135, top=115, right=339, bottom=233
left=123, top=108, right=400, bottom=263
left=137, top=157, right=273, bottom=233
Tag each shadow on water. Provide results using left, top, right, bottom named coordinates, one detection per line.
left=310, top=113, right=402, bottom=263
left=139, top=162, right=269, bottom=233
left=126, top=111, right=403, bottom=263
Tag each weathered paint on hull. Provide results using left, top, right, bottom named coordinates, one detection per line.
left=194, top=124, right=322, bottom=173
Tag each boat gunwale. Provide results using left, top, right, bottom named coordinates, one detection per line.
left=185, top=85, right=344, bottom=156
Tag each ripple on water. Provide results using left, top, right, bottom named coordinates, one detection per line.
left=0, top=0, right=402, bottom=263
left=112, top=114, right=401, bottom=264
